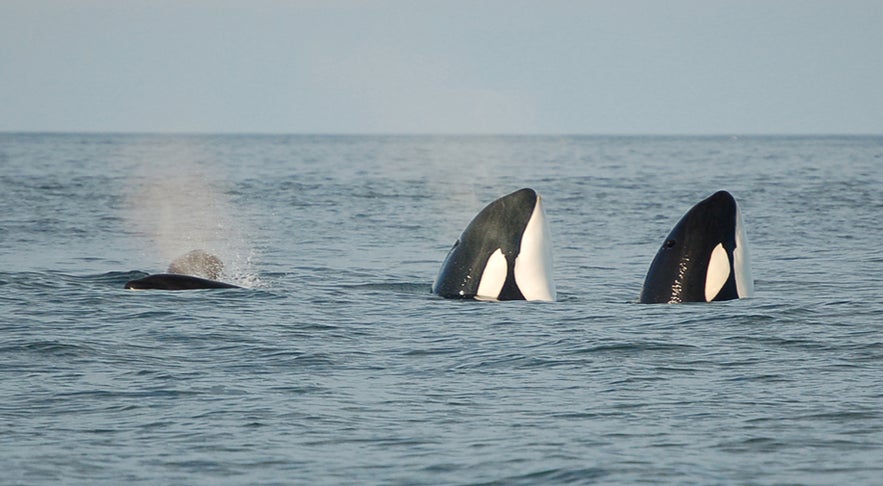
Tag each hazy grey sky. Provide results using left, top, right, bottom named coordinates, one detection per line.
left=2, top=0, right=881, bottom=134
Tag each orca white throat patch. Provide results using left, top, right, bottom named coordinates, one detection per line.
left=514, top=196, right=555, bottom=301
left=733, top=205, right=754, bottom=298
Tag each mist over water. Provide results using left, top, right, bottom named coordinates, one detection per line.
left=126, top=172, right=256, bottom=285
left=1, top=134, right=882, bottom=484
left=118, top=138, right=259, bottom=287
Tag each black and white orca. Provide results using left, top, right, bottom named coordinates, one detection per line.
left=432, top=188, right=555, bottom=301
left=639, top=190, right=753, bottom=304
left=124, top=250, right=239, bottom=290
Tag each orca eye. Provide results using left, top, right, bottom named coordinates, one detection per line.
left=664, top=239, right=676, bottom=248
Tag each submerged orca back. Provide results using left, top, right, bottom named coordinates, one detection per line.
left=124, top=273, right=240, bottom=290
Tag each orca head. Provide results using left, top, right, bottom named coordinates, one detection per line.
left=432, top=188, right=555, bottom=301
left=639, top=190, right=753, bottom=304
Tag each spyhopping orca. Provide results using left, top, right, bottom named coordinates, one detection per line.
left=124, top=250, right=239, bottom=290
left=639, top=190, right=753, bottom=304
left=432, top=188, right=555, bottom=301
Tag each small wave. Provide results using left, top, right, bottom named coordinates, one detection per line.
left=567, top=341, right=698, bottom=355
left=476, top=466, right=609, bottom=484
left=342, top=282, right=433, bottom=295
left=88, top=271, right=150, bottom=286
left=0, top=270, right=150, bottom=291
left=0, top=339, right=96, bottom=357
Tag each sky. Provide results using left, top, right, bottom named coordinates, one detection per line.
left=1, top=0, right=881, bottom=135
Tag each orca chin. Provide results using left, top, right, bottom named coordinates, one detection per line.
left=639, top=190, right=754, bottom=304
left=432, top=188, right=556, bottom=302
left=124, top=273, right=240, bottom=290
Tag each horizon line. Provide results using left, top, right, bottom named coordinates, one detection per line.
left=1, top=130, right=881, bottom=138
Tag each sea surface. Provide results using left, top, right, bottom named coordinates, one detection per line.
left=1, top=134, right=882, bottom=484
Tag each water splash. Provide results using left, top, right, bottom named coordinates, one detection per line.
left=122, top=143, right=260, bottom=287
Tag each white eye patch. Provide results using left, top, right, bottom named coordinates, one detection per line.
left=705, top=243, right=731, bottom=302
left=476, top=248, right=508, bottom=300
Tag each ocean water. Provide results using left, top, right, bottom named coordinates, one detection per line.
left=1, top=133, right=882, bottom=484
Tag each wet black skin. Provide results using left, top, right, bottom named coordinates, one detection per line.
left=432, top=188, right=537, bottom=300
left=639, top=191, right=740, bottom=304
left=124, top=273, right=240, bottom=290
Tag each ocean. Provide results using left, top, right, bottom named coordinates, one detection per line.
left=1, top=134, right=881, bottom=484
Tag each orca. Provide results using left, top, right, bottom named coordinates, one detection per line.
left=639, top=190, right=753, bottom=304
left=124, top=273, right=240, bottom=290
left=432, top=188, right=555, bottom=301
left=124, top=250, right=239, bottom=290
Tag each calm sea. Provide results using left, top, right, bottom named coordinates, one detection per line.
left=1, top=134, right=881, bottom=484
